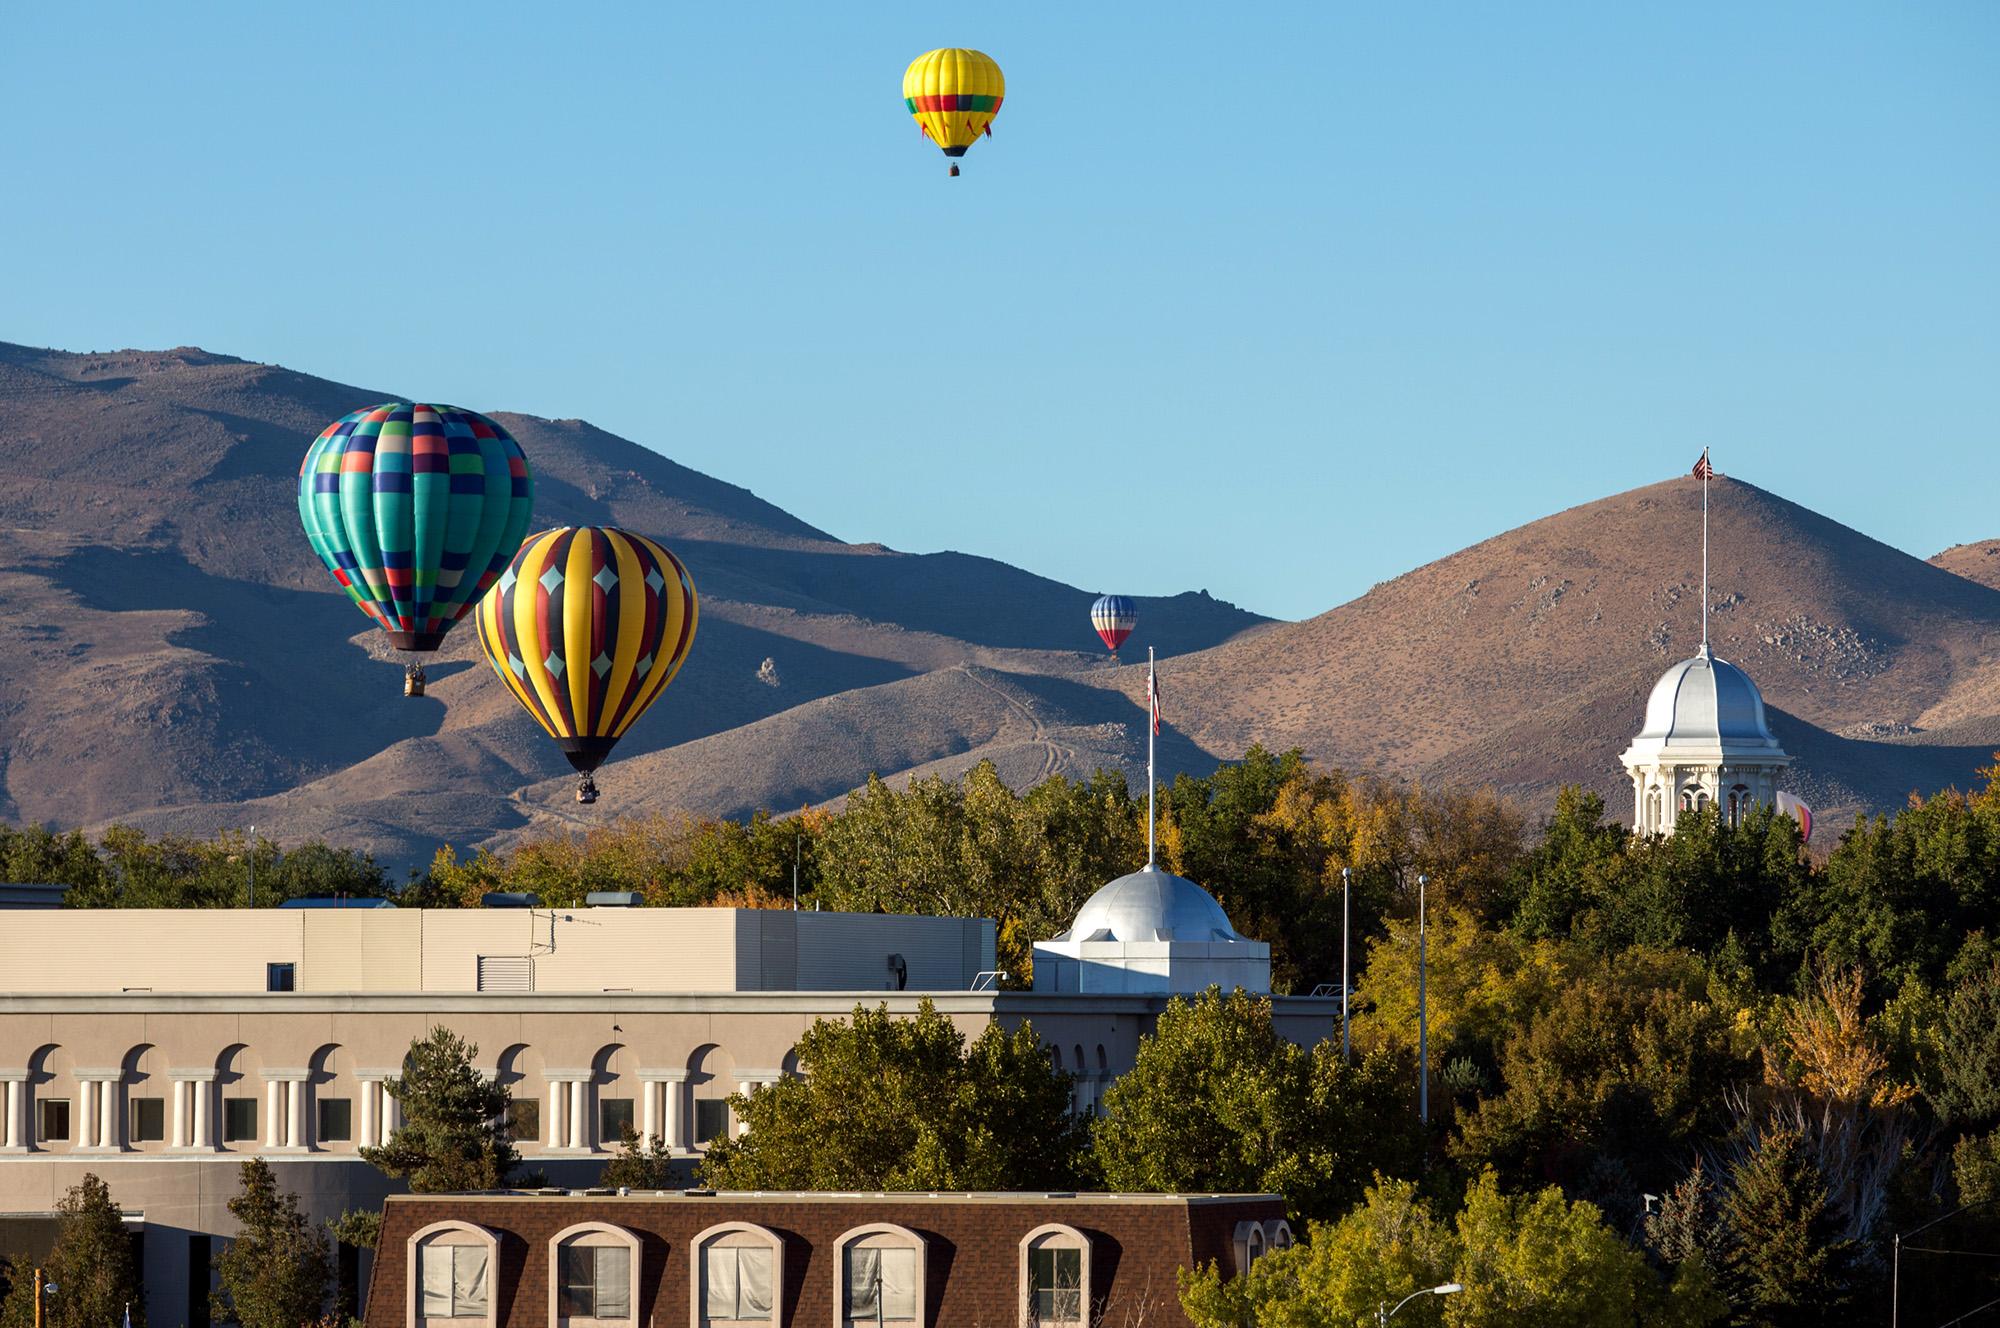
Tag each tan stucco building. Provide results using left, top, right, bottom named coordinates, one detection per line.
left=0, top=901, right=1333, bottom=1324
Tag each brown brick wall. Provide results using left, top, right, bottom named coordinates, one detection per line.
left=368, top=1192, right=1284, bottom=1328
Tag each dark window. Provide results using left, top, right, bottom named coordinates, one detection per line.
left=506, top=1098, right=539, bottom=1143
left=37, top=1098, right=70, bottom=1143
left=558, top=1244, right=632, bottom=1318
left=1029, top=1246, right=1083, bottom=1324
left=130, top=1096, right=165, bottom=1142
left=598, top=1097, right=634, bottom=1145
left=265, top=963, right=296, bottom=992
left=318, top=1097, right=352, bottom=1143
left=223, top=1097, right=258, bottom=1142
left=694, top=1098, right=729, bottom=1144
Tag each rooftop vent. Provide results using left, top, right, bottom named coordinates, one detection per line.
left=481, top=892, right=541, bottom=909
left=586, top=891, right=642, bottom=908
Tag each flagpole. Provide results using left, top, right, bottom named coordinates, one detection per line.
left=1701, top=447, right=1710, bottom=654
left=1146, top=646, right=1157, bottom=870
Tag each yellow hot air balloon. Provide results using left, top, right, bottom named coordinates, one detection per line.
left=475, top=526, right=698, bottom=805
left=903, top=48, right=1004, bottom=176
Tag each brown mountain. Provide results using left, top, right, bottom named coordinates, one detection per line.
left=3, top=339, right=1993, bottom=867
left=0, top=342, right=1261, bottom=867
left=1932, top=540, right=2000, bottom=593
left=1146, top=476, right=2000, bottom=839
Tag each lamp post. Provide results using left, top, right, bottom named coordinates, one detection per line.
left=1380, top=1282, right=1461, bottom=1324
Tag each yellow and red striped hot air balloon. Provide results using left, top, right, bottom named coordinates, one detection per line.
left=474, top=526, right=697, bottom=804
left=903, top=48, right=1004, bottom=176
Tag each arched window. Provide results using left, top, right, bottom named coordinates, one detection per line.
left=1263, top=1219, right=1295, bottom=1253
left=1019, top=1223, right=1091, bottom=1328
left=1049, top=1046, right=1062, bottom=1072
left=407, top=1221, right=498, bottom=1328
left=1679, top=790, right=1693, bottom=813
left=1231, top=1220, right=1267, bottom=1274
left=693, top=1221, right=782, bottom=1327
left=834, top=1223, right=926, bottom=1327
left=1094, top=1046, right=1108, bottom=1073
left=549, top=1222, right=640, bottom=1326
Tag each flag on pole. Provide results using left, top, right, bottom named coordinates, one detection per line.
left=1774, top=791, right=1813, bottom=842
left=1692, top=450, right=1715, bottom=480
left=1148, top=666, right=1163, bottom=736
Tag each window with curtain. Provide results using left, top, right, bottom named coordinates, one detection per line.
left=418, top=1243, right=490, bottom=1318
left=702, top=1244, right=774, bottom=1322
left=1028, top=1246, right=1082, bottom=1324
left=558, top=1244, right=632, bottom=1320
left=844, top=1246, right=917, bottom=1322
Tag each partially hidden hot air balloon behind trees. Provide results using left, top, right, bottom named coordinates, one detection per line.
left=299, top=403, right=535, bottom=697
left=903, top=47, right=1004, bottom=176
left=475, top=526, right=698, bottom=805
left=1091, top=594, right=1137, bottom=655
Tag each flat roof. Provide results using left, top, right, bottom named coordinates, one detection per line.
left=386, top=1190, right=1280, bottom=1208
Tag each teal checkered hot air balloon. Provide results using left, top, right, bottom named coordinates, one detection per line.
left=298, top=403, right=534, bottom=696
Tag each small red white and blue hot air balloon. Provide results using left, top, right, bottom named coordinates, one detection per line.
left=1090, top=594, right=1137, bottom=655
left=1775, top=791, right=1813, bottom=842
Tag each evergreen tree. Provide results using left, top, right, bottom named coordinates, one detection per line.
left=1716, top=1127, right=1858, bottom=1326
left=0, top=1175, right=142, bottom=1328
left=1933, top=961, right=2000, bottom=1126
left=598, top=1124, right=677, bottom=1191
left=214, top=1159, right=330, bottom=1328
left=362, top=1028, right=518, bottom=1192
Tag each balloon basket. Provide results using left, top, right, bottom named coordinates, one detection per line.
left=404, top=665, right=427, bottom=699
left=949, top=163, right=960, bottom=177
left=575, top=773, right=600, bottom=805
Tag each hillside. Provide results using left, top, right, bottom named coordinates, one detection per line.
left=0, top=342, right=1263, bottom=865
left=3, top=339, right=1994, bottom=865
left=1146, top=476, right=2000, bottom=836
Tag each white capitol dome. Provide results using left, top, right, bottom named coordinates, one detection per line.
left=1621, top=644, right=1791, bottom=836
left=1057, top=865, right=1248, bottom=944
left=1632, top=645, right=1785, bottom=754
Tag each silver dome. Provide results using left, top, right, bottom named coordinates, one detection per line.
left=1636, top=646, right=1782, bottom=750
left=1057, top=865, right=1247, bottom=944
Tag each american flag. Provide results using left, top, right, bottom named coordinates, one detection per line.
left=1692, top=449, right=1715, bottom=480
left=1149, top=666, right=1163, bottom=736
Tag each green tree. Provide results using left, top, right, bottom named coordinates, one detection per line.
left=1504, top=786, right=1630, bottom=940
left=599, top=1123, right=678, bottom=1191
left=1179, top=1172, right=1720, bottom=1328
left=698, top=1000, right=1087, bottom=1191
left=214, top=1159, right=330, bottom=1328
left=1932, top=961, right=2000, bottom=1126
left=1452, top=948, right=1745, bottom=1199
left=0, top=1175, right=143, bottom=1328
left=362, top=1028, right=518, bottom=1192
left=1094, top=987, right=1424, bottom=1222
left=1715, top=1127, right=1858, bottom=1327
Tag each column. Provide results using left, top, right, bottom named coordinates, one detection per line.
left=357, top=1077, right=378, bottom=1149
left=264, top=1079, right=283, bottom=1148
left=170, top=1080, right=186, bottom=1149
left=286, top=1079, right=307, bottom=1152
left=640, top=1079, right=658, bottom=1147
left=661, top=1072, right=686, bottom=1152
left=191, top=1075, right=214, bottom=1150
left=568, top=1079, right=589, bottom=1150
left=0, top=1074, right=26, bottom=1153
left=99, top=1078, right=122, bottom=1152
left=383, top=1089, right=401, bottom=1138
left=547, top=1079, right=567, bottom=1150
left=78, top=1079, right=99, bottom=1149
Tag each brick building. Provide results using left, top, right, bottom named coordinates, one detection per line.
left=367, top=1189, right=1291, bottom=1328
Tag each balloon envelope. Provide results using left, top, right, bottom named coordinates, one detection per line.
left=475, top=526, right=698, bottom=775
left=298, top=403, right=534, bottom=650
left=1091, top=594, right=1137, bottom=652
left=903, top=48, right=1004, bottom=161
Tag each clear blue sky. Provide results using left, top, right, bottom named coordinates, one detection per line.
left=8, top=3, right=1996, bottom=621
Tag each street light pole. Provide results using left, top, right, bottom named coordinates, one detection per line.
left=1417, top=872, right=1429, bottom=1124
left=1341, top=866, right=1351, bottom=1063
left=1380, top=1282, right=1462, bottom=1324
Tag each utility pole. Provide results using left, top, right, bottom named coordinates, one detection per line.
left=247, top=824, right=256, bottom=909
